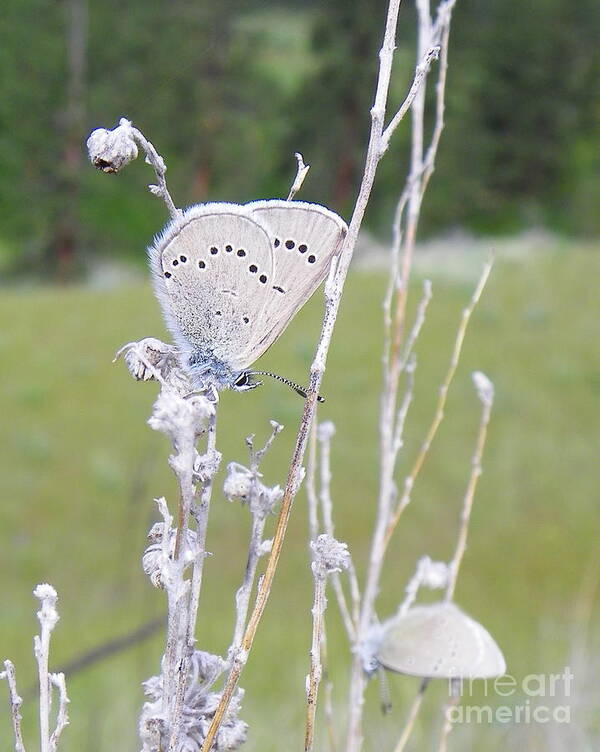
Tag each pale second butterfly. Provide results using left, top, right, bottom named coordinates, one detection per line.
left=148, top=200, right=347, bottom=398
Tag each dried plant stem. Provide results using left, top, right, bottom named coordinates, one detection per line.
left=392, top=354, right=417, bottom=460
left=172, top=422, right=201, bottom=561
left=232, top=511, right=267, bottom=650
left=3, top=589, right=69, bottom=752
left=200, top=0, right=423, bottom=746
left=48, top=673, right=69, bottom=752
left=187, top=415, right=219, bottom=644
left=306, top=422, right=320, bottom=543
left=317, top=424, right=358, bottom=639
left=32, top=586, right=65, bottom=752
left=322, top=633, right=337, bottom=752
left=393, top=678, right=430, bottom=752
left=1, top=660, right=26, bottom=752
left=231, top=424, right=282, bottom=650
left=35, top=618, right=52, bottom=752
left=305, top=573, right=327, bottom=752
left=420, top=3, right=455, bottom=200
left=384, top=260, right=493, bottom=548
left=166, top=609, right=190, bottom=749
left=167, top=414, right=220, bottom=752
left=380, top=45, right=441, bottom=152
left=287, top=152, right=310, bottom=201
left=385, top=0, right=455, bottom=416
left=437, top=678, right=460, bottom=752
left=445, top=376, right=494, bottom=601
left=398, top=281, right=432, bottom=374
left=127, top=121, right=181, bottom=219
left=159, top=499, right=180, bottom=716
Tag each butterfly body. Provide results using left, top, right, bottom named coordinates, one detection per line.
left=148, top=200, right=347, bottom=396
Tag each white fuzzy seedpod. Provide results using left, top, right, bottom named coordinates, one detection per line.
left=148, top=388, right=214, bottom=444
left=472, top=370, right=494, bottom=407
left=33, top=583, right=59, bottom=631
left=417, top=556, right=449, bottom=590
left=223, top=462, right=254, bottom=501
left=258, top=538, right=273, bottom=556
left=223, top=462, right=283, bottom=517
left=87, top=118, right=138, bottom=173
left=317, top=420, right=336, bottom=441
left=311, top=534, right=351, bottom=577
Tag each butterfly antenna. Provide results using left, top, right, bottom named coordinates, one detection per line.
left=378, top=666, right=392, bottom=715
left=249, top=371, right=325, bottom=403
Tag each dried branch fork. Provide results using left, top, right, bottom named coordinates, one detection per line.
left=227, top=423, right=284, bottom=654
left=1, top=585, right=70, bottom=752
left=385, top=260, right=493, bottom=547
left=1, top=660, right=25, bottom=752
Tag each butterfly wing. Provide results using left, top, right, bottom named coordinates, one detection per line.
left=378, top=604, right=505, bottom=679
left=242, top=200, right=347, bottom=364
left=148, top=203, right=274, bottom=370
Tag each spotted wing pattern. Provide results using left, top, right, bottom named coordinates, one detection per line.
left=243, top=200, right=347, bottom=364
left=149, top=203, right=274, bottom=370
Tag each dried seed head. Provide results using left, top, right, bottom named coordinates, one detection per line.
left=223, top=462, right=283, bottom=517
left=34, top=583, right=59, bottom=631
left=317, top=420, right=336, bottom=441
left=258, top=538, right=273, bottom=556
left=472, top=370, right=494, bottom=406
left=223, top=462, right=253, bottom=501
left=417, top=555, right=449, bottom=590
left=87, top=118, right=138, bottom=173
left=148, top=388, right=214, bottom=444
left=311, top=534, right=351, bottom=577
left=115, top=338, right=179, bottom=383
left=139, top=651, right=247, bottom=751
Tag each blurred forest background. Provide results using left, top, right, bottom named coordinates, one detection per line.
left=1, top=0, right=600, bottom=281
left=2, top=1, right=600, bottom=750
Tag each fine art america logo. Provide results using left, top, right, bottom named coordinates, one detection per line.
left=447, top=668, right=573, bottom=724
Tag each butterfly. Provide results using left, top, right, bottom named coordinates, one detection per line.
left=148, top=200, right=347, bottom=399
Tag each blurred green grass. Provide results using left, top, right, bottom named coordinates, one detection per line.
left=1, top=244, right=599, bottom=750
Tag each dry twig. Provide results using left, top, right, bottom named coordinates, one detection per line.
left=1, top=660, right=26, bottom=752
left=287, top=152, right=311, bottom=201
left=393, top=678, right=430, bottom=752
left=445, top=371, right=494, bottom=601
left=385, top=261, right=493, bottom=547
